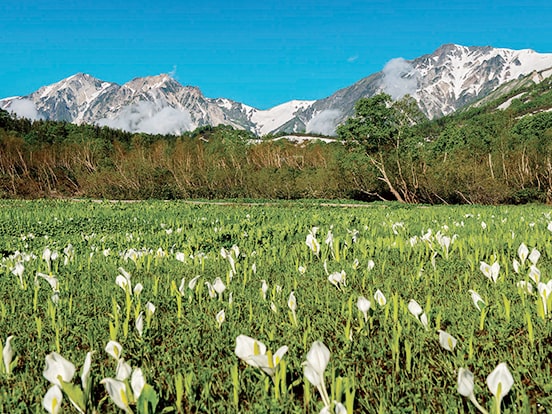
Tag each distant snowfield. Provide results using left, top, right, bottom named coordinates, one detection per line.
left=272, top=135, right=338, bottom=144
left=249, top=100, right=314, bottom=135
left=497, top=93, right=526, bottom=110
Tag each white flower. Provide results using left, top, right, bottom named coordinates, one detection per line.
left=155, top=247, right=167, bottom=258
left=518, top=243, right=529, bottom=264
left=328, top=271, right=346, bottom=289
left=419, top=313, right=428, bottom=329
left=42, top=247, right=52, bottom=262
left=81, top=352, right=93, bottom=390
left=306, top=233, right=321, bottom=255
left=205, top=282, right=216, bottom=298
left=408, top=299, right=428, bottom=329
left=188, top=275, right=200, bottom=290
left=356, top=296, right=371, bottom=321
left=118, top=267, right=131, bottom=280
left=116, top=275, right=131, bottom=292
left=468, top=290, right=485, bottom=312
left=303, top=341, right=331, bottom=408
left=11, top=262, right=25, bottom=282
left=457, top=367, right=474, bottom=397
left=145, top=301, right=156, bottom=317
left=261, top=280, right=268, bottom=300
left=486, top=363, right=514, bottom=406
left=105, top=340, right=123, bottom=361
left=288, top=291, right=297, bottom=312
left=512, top=258, right=520, bottom=274
left=529, top=265, right=541, bottom=284
left=480, top=261, right=500, bottom=283
left=133, top=283, right=143, bottom=296
left=438, top=330, right=457, bottom=351
left=37, top=272, right=59, bottom=291
left=438, top=234, right=451, bottom=253
left=178, top=278, right=187, bottom=296
left=116, top=358, right=132, bottom=381
left=367, top=260, right=375, bottom=271
left=303, top=341, right=330, bottom=387
left=43, top=352, right=76, bottom=388
left=43, top=385, right=63, bottom=414
left=234, top=335, right=288, bottom=377
left=2, top=335, right=14, bottom=375
left=374, top=289, right=386, bottom=306
left=136, top=312, right=144, bottom=337
left=131, top=367, right=146, bottom=400
left=216, top=309, right=226, bottom=327
left=325, top=230, right=334, bottom=246
left=213, top=277, right=226, bottom=296
left=528, top=248, right=541, bottom=265
left=407, top=299, right=423, bottom=318
left=100, top=378, right=131, bottom=413
left=537, top=280, right=552, bottom=314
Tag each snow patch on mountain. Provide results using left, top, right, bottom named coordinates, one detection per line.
left=249, top=100, right=314, bottom=135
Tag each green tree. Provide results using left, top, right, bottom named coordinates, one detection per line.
left=336, top=93, right=426, bottom=202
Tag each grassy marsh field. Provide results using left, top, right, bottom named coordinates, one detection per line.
left=0, top=199, right=551, bottom=413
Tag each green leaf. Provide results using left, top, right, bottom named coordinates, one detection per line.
left=136, top=384, right=159, bottom=414
left=60, top=379, right=86, bottom=413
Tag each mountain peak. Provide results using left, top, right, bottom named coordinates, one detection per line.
left=124, top=74, right=181, bottom=92
left=2, top=44, right=552, bottom=135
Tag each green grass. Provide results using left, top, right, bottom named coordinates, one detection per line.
left=0, top=200, right=551, bottom=413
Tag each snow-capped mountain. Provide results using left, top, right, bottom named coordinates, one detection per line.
left=2, top=44, right=552, bottom=136
left=283, top=44, right=552, bottom=134
left=413, top=44, right=552, bottom=117
left=0, top=73, right=312, bottom=135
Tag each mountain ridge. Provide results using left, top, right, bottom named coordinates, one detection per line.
left=2, top=44, right=552, bottom=136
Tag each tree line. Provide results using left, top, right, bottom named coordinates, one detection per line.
left=1, top=77, right=551, bottom=204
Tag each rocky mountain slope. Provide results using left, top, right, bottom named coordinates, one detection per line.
left=2, top=44, right=552, bottom=136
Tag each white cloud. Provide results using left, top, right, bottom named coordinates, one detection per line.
left=306, top=109, right=341, bottom=136
left=169, top=65, right=178, bottom=79
left=381, top=58, right=419, bottom=100
left=7, top=99, right=43, bottom=121
left=347, top=55, right=359, bottom=63
left=97, top=101, right=193, bottom=135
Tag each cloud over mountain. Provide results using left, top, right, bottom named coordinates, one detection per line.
left=381, top=58, right=419, bottom=100
left=5, top=99, right=43, bottom=121
left=97, top=102, right=193, bottom=135
left=306, top=110, right=341, bottom=136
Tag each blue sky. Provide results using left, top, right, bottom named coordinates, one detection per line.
left=1, top=0, right=551, bottom=109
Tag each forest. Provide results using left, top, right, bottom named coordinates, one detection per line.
left=1, top=76, right=551, bottom=204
